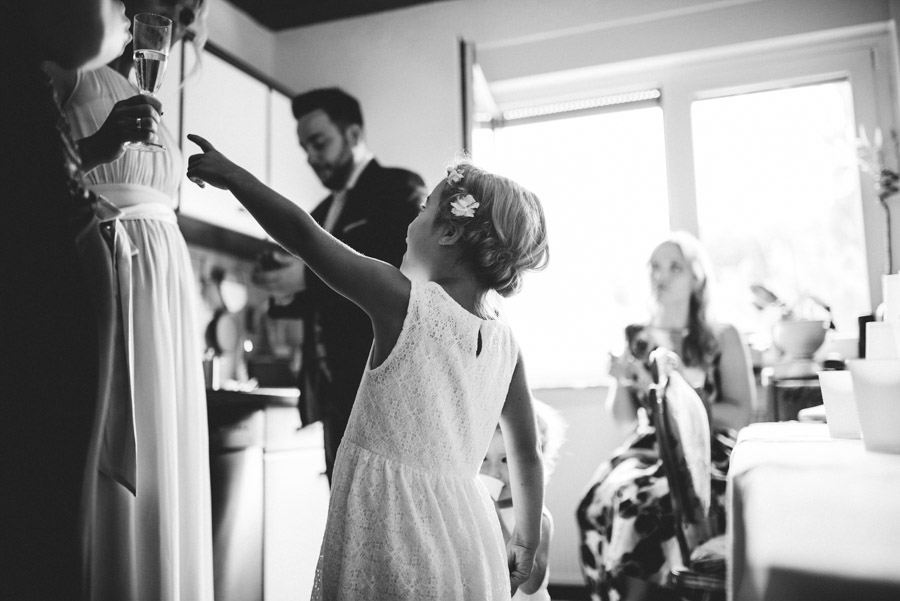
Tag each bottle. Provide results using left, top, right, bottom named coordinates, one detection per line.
left=203, top=348, right=220, bottom=390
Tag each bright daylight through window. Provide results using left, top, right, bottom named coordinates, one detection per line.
left=473, top=107, right=669, bottom=388
left=475, top=79, right=873, bottom=387
left=692, top=80, right=870, bottom=343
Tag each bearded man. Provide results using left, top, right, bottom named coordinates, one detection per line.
left=253, top=87, right=424, bottom=484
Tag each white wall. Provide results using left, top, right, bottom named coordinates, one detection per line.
left=265, top=0, right=895, bottom=184
left=205, top=0, right=277, bottom=78
left=536, top=386, right=626, bottom=584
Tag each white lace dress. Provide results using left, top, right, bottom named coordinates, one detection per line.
left=63, top=66, right=213, bottom=601
left=312, top=281, right=519, bottom=600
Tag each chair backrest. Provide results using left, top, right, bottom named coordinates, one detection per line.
left=650, top=352, right=712, bottom=568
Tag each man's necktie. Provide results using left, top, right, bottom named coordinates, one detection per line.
left=323, top=189, right=347, bottom=233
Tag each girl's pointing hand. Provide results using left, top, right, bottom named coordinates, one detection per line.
left=186, top=133, right=243, bottom=190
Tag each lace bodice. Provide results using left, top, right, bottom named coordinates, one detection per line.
left=345, top=281, right=519, bottom=475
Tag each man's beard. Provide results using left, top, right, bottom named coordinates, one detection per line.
left=319, top=142, right=355, bottom=190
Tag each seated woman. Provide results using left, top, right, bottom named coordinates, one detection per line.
left=576, top=231, right=755, bottom=601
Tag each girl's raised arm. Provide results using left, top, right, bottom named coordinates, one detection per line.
left=186, top=134, right=410, bottom=328
left=499, top=351, right=544, bottom=594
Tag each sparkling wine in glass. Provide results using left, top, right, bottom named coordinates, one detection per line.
left=134, top=48, right=167, bottom=95
left=126, top=13, right=172, bottom=152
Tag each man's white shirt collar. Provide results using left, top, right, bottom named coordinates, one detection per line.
left=345, top=143, right=374, bottom=192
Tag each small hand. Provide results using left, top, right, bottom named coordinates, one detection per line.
left=507, top=540, right=535, bottom=596
left=609, top=352, right=654, bottom=391
left=83, top=94, right=162, bottom=167
left=649, top=348, right=683, bottom=381
left=186, top=134, right=242, bottom=190
left=608, top=352, right=631, bottom=381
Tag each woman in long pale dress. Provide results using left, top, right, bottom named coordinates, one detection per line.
left=50, top=2, right=213, bottom=599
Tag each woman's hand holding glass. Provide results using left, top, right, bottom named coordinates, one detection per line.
left=79, top=94, right=162, bottom=171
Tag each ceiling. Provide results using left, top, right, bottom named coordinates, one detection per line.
left=223, top=0, right=453, bottom=31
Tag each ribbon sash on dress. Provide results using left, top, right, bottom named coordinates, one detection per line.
left=92, top=193, right=138, bottom=495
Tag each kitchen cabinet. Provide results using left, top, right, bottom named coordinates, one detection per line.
left=208, top=388, right=329, bottom=600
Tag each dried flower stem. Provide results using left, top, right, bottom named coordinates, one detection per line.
left=857, top=126, right=897, bottom=275
left=879, top=187, right=894, bottom=275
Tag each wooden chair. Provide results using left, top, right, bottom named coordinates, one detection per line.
left=648, top=350, right=726, bottom=601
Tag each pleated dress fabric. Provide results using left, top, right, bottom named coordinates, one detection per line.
left=63, top=66, right=213, bottom=601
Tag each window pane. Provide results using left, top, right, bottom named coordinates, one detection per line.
left=692, top=81, right=870, bottom=339
left=473, top=107, right=669, bottom=387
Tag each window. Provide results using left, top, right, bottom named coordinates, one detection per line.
left=473, top=106, right=669, bottom=388
left=692, top=81, right=870, bottom=339
left=472, top=26, right=896, bottom=386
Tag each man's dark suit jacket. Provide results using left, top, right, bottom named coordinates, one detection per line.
left=269, top=159, right=424, bottom=439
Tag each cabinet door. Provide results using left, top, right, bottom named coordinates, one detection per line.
left=263, top=420, right=329, bottom=600
left=180, top=51, right=270, bottom=238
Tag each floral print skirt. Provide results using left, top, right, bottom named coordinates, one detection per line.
left=576, top=426, right=734, bottom=601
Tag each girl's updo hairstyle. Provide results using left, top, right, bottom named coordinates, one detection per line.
left=436, top=160, right=549, bottom=297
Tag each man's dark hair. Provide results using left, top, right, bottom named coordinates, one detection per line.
left=291, top=87, right=364, bottom=129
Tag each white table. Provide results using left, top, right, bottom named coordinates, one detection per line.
left=728, top=422, right=900, bottom=601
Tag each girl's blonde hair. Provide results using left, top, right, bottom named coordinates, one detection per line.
left=437, top=160, right=549, bottom=297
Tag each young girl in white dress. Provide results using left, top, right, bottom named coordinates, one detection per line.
left=186, top=134, right=549, bottom=600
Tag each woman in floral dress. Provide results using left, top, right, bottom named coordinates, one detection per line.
left=576, top=231, right=755, bottom=601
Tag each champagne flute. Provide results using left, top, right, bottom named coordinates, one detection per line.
left=125, top=13, right=172, bottom=152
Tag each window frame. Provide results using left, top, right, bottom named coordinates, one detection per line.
left=649, top=23, right=896, bottom=307
left=480, top=22, right=899, bottom=309
left=473, top=22, right=900, bottom=387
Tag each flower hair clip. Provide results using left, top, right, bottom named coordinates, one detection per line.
left=446, top=167, right=464, bottom=185
left=450, top=194, right=479, bottom=218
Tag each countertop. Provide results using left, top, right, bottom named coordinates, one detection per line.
left=206, top=386, right=300, bottom=410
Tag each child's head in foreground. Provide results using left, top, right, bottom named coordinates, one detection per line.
left=401, top=159, right=549, bottom=296
left=481, top=399, right=568, bottom=503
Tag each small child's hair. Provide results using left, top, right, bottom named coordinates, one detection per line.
left=437, top=159, right=549, bottom=297
left=532, top=398, right=567, bottom=481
